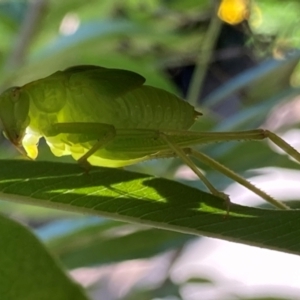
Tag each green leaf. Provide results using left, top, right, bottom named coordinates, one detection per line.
left=202, top=52, right=300, bottom=108
left=212, top=86, right=300, bottom=131
left=42, top=219, right=194, bottom=268
left=0, top=213, right=89, bottom=300
left=0, top=160, right=300, bottom=255
left=33, top=20, right=141, bottom=60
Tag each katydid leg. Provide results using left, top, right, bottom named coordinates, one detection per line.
left=189, top=149, right=290, bottom=210
left=159, top=132, right=230, bottom=204
left=50, top=122, right=116, bottom=136
left=77, top=130, right=116, bottom=169
left=159, top=129, right=297, bottom=210
left=263, top=130, right=300, bottom=163
left=50, top=122, right=117, bottom=168
left=159, top=129, right=300, bottom=165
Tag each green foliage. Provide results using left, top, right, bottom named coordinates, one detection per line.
left=0, top=213, right=88, bottom=300
left=1, top=160, right=300, bottom=255
left=0, top=1, right=300, bottom=299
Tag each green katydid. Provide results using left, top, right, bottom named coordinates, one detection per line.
left=0, top=65, right=299, bottom=210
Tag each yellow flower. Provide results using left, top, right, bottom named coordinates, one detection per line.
left=218, top=0, right=250, bottom=25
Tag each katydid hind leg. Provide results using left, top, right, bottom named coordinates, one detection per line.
left=160, top=129, right=300, bottom=165
left=189, top=149, right=290, bottom=210
left=263, top=130, right=300, bottom=163
left=161, top=128, right=300, bottom=209
left=158, top=129, right=295, bottom=210
left=158, top=132, right=230, bottom=205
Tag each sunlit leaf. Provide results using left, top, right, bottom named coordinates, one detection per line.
left=0, top=160, right=300, bottom=255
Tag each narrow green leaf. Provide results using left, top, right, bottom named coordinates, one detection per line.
left=0, top=213, right=89, bottom=300
left=0, top=160, right=300, bottom=255
left=43, top=220, right=194, bottom=268
left=203, top=52, right=300, bottom=108
left=34, top=20, right=140, bottom=60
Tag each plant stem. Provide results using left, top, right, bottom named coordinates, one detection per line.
left=187, top=3, right=222, bottom=107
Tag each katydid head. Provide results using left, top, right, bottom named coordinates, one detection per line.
left=0, top=87, right=30, bottom=149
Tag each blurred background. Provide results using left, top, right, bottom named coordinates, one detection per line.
left=1, top=0, right=300, bottom=299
